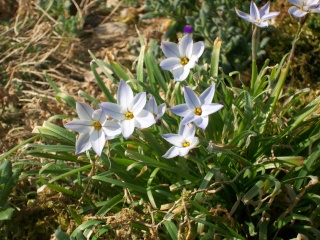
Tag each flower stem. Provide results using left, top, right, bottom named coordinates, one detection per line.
left=261, top=21, right=303, bottom=134
left=250, top=25, right=259, bottom=94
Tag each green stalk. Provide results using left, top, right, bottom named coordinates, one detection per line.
left=0, top=136, right=39, bottom=161
left=250, top=25, right=259, bottom=94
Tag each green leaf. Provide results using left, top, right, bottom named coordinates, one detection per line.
left=136, top=44, right=145, bottom=92
left=294, top=145, right=320, bottom=190
left=55, top=228, right=70, bottom=240
left=163, top=221, right=178, bottom=240
left=92, top=175, right=147, bottom=194
left=90, top=61, right=115, bottom=103
left=96, top=193, right=124, bottom=216
left=44, top=72, right=61, bottom=94
left=56, top=92, right=76, bottom=108
left=145, top=46, right=168, bottom=92
left=0, top=208, right=15, bottom=221
left=0, top=136, right=39, bottom=162
left=242, top=180, right=264, bottom=204
left=33, top=121, right=76, bottom=144
left=71, top=220, right=103, bottom=237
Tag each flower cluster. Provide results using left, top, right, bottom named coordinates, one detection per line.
left=65, top=31, right=223, bottom=159
left=158, top=34, right=223, bottom=158
left=65, top=80, right=164, bottom=156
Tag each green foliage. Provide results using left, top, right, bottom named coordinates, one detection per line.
left=0, top=160, right=21, bottom=238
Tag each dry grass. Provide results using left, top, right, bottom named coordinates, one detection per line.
left=0, top=0, right=166, bottom=154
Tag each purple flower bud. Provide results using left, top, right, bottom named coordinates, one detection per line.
left=184, top=25, right=193, bottom=34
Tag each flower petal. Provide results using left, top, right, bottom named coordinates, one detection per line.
left=169, top=104, right=190, bottom=117
left=308, top=4, right=320, bottom=11
left=92, top=109, right=106, bottom=123
left=121, top=119, right=135, bottom=139
left=130, top=92, right=146, bottom=115
left=311, top=7, right=320, bottom=13
left=179, top=123, right=195, bottom=139
left=156, top=103, right=166, bottom=120
left=162, top=146, right=180, bottom=158
left=201, top=103, right=224, bottom=116
left=118, top=79, right=133, bottom=108
left=199, top=84, right=215, bottom=105
left=172, top=67, right=190, bottom=81
left=190, top=136, right=199, bottom=148
left=100, top=102, right=126, bottom=121
left=185, top=57, right=197, bottom=69
left=179, top=147, right=190, bottom=157
left=76, top=102, right=94, bottom=120
left=259, top=1, right=270, bottom=17
left=235, top=9, right=254, bottom=23
left=102, top=120, right=121, bottom=139
left=193, top=116, right=209, bottom=130
left=180, top=112, right=197, bottom=125
left=65, top=120, right=93, bottom=133
left=134, top=109, right=156, bottom=128
left=260, top=12, right=280, bottom=21
left=90, top=129, right=105, bottom=156
left=288, top=0, right=303, bottom=7
left=250, top=1, right=260, bottom=20
left=161, top=41, right=181, bottom=58
left=254, top=21, right=269, bottom=28
left=179, top=34, right=193, bottom=58
left=160, top=57, right=182, bottom=71
left=144, top=95, right=157, bottom=114
left=308, top=0, right=319, bottom=5
left=75, top=133, right=91, bottom=154
left=162, top=134, right=185, bottom=147
left=192, top=41, right=204, bottom=59
left=184, top=86, right=201, bottom=109
left=288, top=6, right=308, bottom=17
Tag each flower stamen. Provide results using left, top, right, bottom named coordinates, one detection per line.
left=180, top=56, right=189, bottom=66
left=183, top=141, right=190, bottom=147
left=92, top=121, right=102, bottom=130
left=194, top=107, right=202, bottom=116
left=125, top=111, right=134, bottom=120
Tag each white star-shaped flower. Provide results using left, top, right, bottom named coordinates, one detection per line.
left=162, top=123, right=199, bottom=159
left=65, top=102, right=121, bottom=156
left=235, top=1, right=280, bottom=28
left=288, top=0, right=320, bottom=18
left=169, top=85, right=223, bottom=130
left=100, top=79, right=156, bottom=139
left=144, top=95, right=166, bottom=122
left=159, top=34, right=204, bottom=81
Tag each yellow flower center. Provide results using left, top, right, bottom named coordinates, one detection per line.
left=180, top=56, right=189, bottom=66
left=194, top=107, right=202, bottom=116
left=125, top=111, right=134, bottom=120
left=92, top=121, right=102, bottom=130
left=153, top=113, right=157, bottom=119
left=183, top=142, right=190, bottom=147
